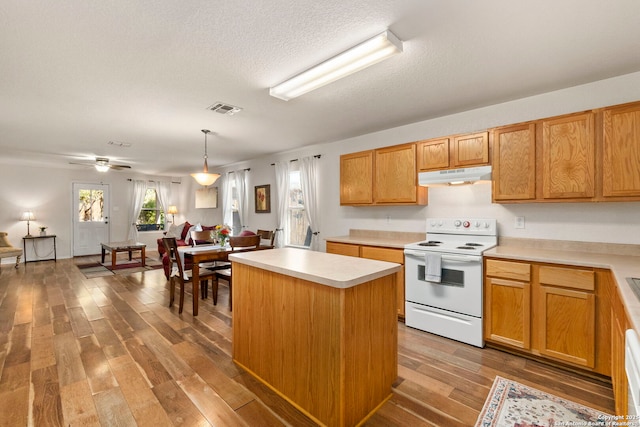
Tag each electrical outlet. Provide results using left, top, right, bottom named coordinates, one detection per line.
left=515, top=216, right=525, bottom=229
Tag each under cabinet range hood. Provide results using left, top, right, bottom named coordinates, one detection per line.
left=419, top=165, right=492, bottom=186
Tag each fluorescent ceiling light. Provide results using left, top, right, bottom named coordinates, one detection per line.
left=270, top=30, right=403, bottom=101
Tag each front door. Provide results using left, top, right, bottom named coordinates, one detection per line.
left=73, top=183, right=110, bottom=256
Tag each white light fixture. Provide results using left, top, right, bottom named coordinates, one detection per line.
left=269, top=30, right=403, bottom=101
left=21, top=211, right=36, bottom=237
left=167, top=205, right=178, bottom=223
left=191, top=129, right=220, bottom=187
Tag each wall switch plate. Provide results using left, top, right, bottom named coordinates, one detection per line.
left=515, top=216, right=525, bottom=229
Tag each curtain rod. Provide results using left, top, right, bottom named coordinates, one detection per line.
left=271, top=154, right=321, bottom=166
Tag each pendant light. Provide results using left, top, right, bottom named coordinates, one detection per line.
left=191, top=129, right=220, bottom=187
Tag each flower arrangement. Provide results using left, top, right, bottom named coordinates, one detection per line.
left=215, top=224, right=232, bottom=246
left=39, top=226, right=48, bottom=236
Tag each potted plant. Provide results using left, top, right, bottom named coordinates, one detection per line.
left=39, top=226, right=48, bottom=236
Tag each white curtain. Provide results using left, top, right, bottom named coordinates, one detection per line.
left=274, top=161, right=290, bottom=248
left=155, top=180, right=171, bottom=220
left=299, top=156, right=320, bottom=251
left=221, top=172, right=234, bottom=227
left=234, top=169, right=249, bottom=231
left=127, top=180, right=147, bottom=241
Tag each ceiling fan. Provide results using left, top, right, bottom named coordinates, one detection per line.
left=69, top=156, right=131, bottom=172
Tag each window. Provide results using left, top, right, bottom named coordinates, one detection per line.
left=287, top=169, right=311, bottom=247
left=78, top=189, right=105, bottom=222
left=229, top=178, right=241, bottom=235
left=136, top=188, right=165, bottom=231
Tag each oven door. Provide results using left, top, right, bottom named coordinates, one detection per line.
left=404, top=249, right=483, bottom=317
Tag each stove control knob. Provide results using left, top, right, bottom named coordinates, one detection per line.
left=474, top=221, right=481, bottom=228
left=463, top=221, right=470, bottom=228
left=454, top=220, right=462, bottom=227
left=484, top=222, right=490, bottom=228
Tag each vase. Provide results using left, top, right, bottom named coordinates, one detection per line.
left=40, top=231, right=47, bottom=236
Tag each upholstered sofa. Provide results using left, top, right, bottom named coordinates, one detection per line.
left=0, top=232, right=22, bottom=272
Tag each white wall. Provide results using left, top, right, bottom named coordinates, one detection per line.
left=2, top=71, right=640, bottom=264
left=216, top=71, right=640, bottom=248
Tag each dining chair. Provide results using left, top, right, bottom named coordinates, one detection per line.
left=256, top=229, right=275, bottom=247
left=190, top=229, right=230, bottom=283
left=162, top=237, right=216, bottom=314
left=190, top=229, right=215, bottom=246
left=212, top=234, right=262, bottom=311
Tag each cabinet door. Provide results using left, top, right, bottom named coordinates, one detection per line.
left=417, top=138, right=450, bottom=171
left=603, top=102, right=640, bottom=198
left=541, top=112, right=595, bottom=200
left=340, top=151, right=373, bottom=205
left=326, top=242, right=360, bottom=257
left=360, top=246, right=405, bottom=317
left=485, top=277, right=531, bottom=349
left=492, top=123, right=536, bottom=201
left=451, top=132, right=489, bottom=168
left=611, top=287, right=629, bottom=415
left=374, top=144, right=422, bottom=204
left=537, top=285, right=595, bottom=368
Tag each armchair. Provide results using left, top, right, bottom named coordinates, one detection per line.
left=0, top=232, right=22, bottom=272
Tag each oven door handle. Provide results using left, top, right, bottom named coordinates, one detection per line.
left=404, top=250, right=481, bottom=263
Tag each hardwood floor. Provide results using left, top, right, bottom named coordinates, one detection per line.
left=0, top=254, right=614, bottom=426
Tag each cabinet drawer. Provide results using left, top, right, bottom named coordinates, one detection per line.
left=360, top=246, right=404, bottom=264
left=326, top=242, right=360, bottom=257
left=485, top=259, right=531, bottom=281
left=538, top=266, right=594, bottom=291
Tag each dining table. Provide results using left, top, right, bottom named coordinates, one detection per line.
left=177, top=243, right=274, bottom=316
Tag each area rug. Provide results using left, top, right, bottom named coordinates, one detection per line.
left=75, top=257, right=163, bottom=279
left=475, top=376, right=612, bottom=427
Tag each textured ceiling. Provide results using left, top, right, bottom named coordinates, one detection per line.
left=2, top=0, right=640, bottom=176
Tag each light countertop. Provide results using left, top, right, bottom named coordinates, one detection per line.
left=229, top=247, right=401, bottom=289
left=484, top=244, right=640, bottom=332
left=325, top=229, right=424, bottom=249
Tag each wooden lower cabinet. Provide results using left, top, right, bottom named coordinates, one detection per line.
left=326, top=241, right=405, bottom=318
left=484, top=260, right=531, bottom=349
left=484, top=258, right=611, bottom=376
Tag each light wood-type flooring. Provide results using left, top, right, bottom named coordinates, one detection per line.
left=0, top=254, right=614, bottom=426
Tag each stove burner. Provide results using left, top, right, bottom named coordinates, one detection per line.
left=465, top=243, right=484, bottom=247
left=418, top=241, right=442, bottom=247
left=456, top=246, right=476, bottom=250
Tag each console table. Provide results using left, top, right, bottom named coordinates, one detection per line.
left=22, top=235, right=57, bottom=263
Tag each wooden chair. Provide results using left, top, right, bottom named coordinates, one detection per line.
left=212, top=234, right=262, bottom=311
left=190, top=229, right=215, bottom=246
left=256, top=229, right=275, bottom=247
left=162, top=237, right=216, bottom=314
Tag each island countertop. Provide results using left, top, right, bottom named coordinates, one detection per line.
left=229, top=247, right=401, bottom=289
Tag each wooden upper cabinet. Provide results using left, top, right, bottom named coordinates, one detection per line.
left=375, top=143, right=424, bottom=204
left=340, top=150, right=373, bottom=205
left=602, top=102, right=640, bottom=198
left=340, top=144, right=427, bottom=206
left=417, top=137, right=450, bottom=171
left=541, top=112, right=595, bottom=200
left=492, top=123, right=536, bottom=201
left=451, top=131, right=489, bottom=168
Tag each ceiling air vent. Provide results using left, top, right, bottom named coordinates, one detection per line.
left=207, top=102, right=242, bottom=116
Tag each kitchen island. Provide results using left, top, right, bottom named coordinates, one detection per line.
left=228, top=248, right=401, bottom=427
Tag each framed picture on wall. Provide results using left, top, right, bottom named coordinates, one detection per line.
left=255, top=184, right=271, bottom=213
left=195, top=187, right=218, bottom=209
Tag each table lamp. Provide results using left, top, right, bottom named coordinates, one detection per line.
left=21, top=211, right=36, bottom=237
left=167, top=205, right=178, bottom=223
